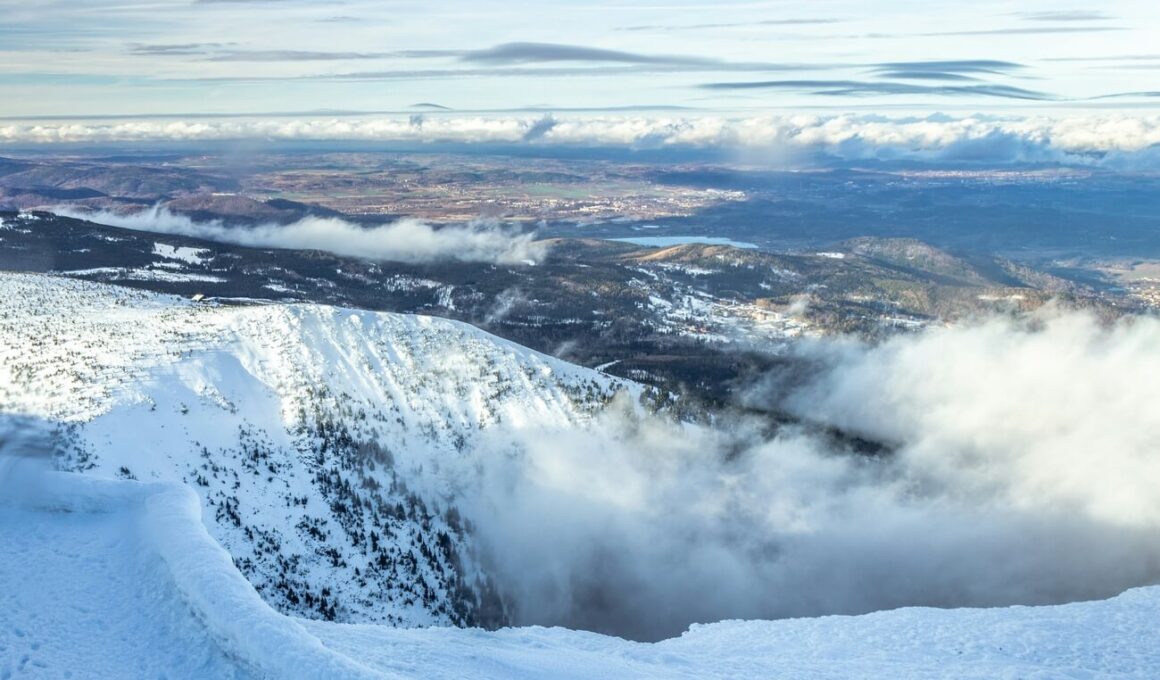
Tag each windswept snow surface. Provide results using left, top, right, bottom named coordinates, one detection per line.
left=310, top=591, right=1160, bottom=680
left=0, top=460, right=249, bottom=679
left=0, top=461, right=383, bottom=679
left=2, top=464, right=1159, bottom=679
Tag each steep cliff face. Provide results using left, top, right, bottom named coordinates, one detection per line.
left=0, top=272, right=623, bottom=627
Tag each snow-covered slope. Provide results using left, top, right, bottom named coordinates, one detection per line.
left=0, top=272, right=622, bottom=628
left=0, top=480, right=254, bottom=679
left=3, top=464, right=1158, bottom=679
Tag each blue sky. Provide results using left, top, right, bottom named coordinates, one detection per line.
left=0, top=0, right=1157, bottom=118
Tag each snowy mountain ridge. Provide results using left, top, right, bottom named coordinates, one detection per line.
left=0, top=272, right=625, bottom=627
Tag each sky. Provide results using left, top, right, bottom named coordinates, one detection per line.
left=1, top=0, right=1158, bottom=119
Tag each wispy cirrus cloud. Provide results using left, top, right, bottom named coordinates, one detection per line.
left=866, top=60, right=1024, bottom=83
left=921, top=25, right=1125, bottom=36
left=203, top=50, right=395, bottom=62
left=867, top=60, right=1023, bottom=82
left=128, top=42, right=236, bottom=56
left=129, top=43, right=396, bottom=61
left=620, top=18, right=841, bottom=32
left=1089, top=91, right=1160, bottom=100
left=126, top=40, right=819, bottom=73
left=871, top=60, right=1024, bottom=75
left=179, top=64, right=819, bottom=83
left=1016, top=10, right=1115, bottom=22
left=1045, top=54, right=1160, bottom=62
left=3, top=0, right=1156, bottom=117
left=872, top=72, right=978, bottom=82
left=192, top=0, right=324, bottom=4
left=699, top=79, right=1052, bottom=101
left=456, top=42, right=720, bottom=66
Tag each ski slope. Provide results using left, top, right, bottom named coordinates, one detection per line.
left=3, top=464, right=1159, bottom=679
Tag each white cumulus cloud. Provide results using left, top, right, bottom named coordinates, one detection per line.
left=5, top=114, right=1160, bottom=166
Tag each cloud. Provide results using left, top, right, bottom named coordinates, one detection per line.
left=129, top=43, right=400, bottom=62
left=483, top=288, right=529, bottom=324
left=51, top=206, right=546, bottom=265
left=0, top=415, right=57, bottom=510
left=458, top=42, right=720, bottom=66
left=1046, top=54, right=1160, bottom=62
left=873, top=71, right=979, bottom=81
left=871, top=60, right=1025, bottom=75
left=464, top=309, right=1160, bottom=640
left=177, top=61, right=820, bottom=83
left=193, top=0, right=314, bottom=4
left=6, top=114, right=1160, bottom=168
left=390, top=42, right=732, bottom=67
left=922, top=26, right=1125, bottom=36
left=521, top=115, right=558, bottom=141
left=1017, top=10, right=1115, bottom=22
left=113, top=39, right=826, bottom=78
left=620, top=18, right=840, bottom=31
left=699, top=79, right=1052, bottom=101
left=867, top=60, right=1023, bottom=83
left=1090, top=91, right=1160, bottom=99
left=202, top=50, right=394, bottom=62
left=129, top=42, right=237, bottom=56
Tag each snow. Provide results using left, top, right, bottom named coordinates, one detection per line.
left=658, top=290, right=812, bottom=345
left=61, top=266, right=227, bottom=283
left=0, top=217, right=31, bottom=234
left=1, top=272, right=1159, bottom=678
left=264, top=282, right=297, bottom=294
left=622, top=261, right=816, bottom=344
left=153, top=242, right=211, bottom=265
left=0, top=272, right=624, bottom=628
left=309, top=590, right=1160, bottom=679
left=3, top=465, right=1159, bottom=679
left=144, top=482, right=386, bottom=680
left=653, top=263, right=719, bottom=277
left=0, top=467, right=254, bottom=679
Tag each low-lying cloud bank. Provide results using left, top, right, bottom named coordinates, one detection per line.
left=53, top=206, right=545, bottom=265
left=466, top=309, right=1160, bottom=641
left=6, top=114, right=1160, bottom=166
